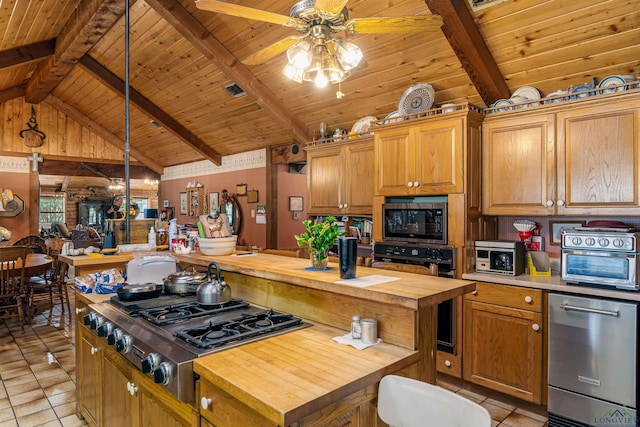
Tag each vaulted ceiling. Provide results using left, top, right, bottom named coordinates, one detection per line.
left=0, top=0, right=638, bottom=191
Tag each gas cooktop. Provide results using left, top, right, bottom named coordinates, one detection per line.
left=83, top=294, right=310, bottom=403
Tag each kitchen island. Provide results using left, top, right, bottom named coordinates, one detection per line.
left=175, top=252, right=475, bottom=426
left=73, top=252, right=475, bottom=426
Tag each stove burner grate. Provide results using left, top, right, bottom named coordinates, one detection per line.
left=138, top=299, right=250, bottom=326
left=175, top=309, right=305, bottom=350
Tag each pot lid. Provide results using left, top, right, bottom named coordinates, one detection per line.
left=165, top=269, right=207, bottom=283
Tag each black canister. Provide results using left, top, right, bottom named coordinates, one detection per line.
left=338, top=237, right=358, bottom=279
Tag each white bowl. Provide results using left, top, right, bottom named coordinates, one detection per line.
left=198, top=236, right=237, bottom=256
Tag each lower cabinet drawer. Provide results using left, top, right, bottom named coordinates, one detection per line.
left=466, top=282, right=543, bottom=311
left=199, top=379, right=275, bottom=427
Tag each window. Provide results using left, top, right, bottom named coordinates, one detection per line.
left=132, top=197, right=149, bottom=220
left=39, top=195, right=65, bottom=232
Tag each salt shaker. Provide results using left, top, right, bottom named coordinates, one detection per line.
left=361, top=318, right=378, bottom=344
left=351, top=315, right=362, bottom=339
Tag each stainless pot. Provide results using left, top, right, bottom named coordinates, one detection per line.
left=164, top=264, right=207, bottom=295
left=196, top=262, right=231, bottom=305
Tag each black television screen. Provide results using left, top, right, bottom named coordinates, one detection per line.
left=144, top=208, right=158, bottom=219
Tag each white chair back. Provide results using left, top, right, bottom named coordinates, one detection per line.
left=378, top=375, right=492, bottom=427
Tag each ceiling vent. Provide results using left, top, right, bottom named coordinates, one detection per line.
left=467, top=0, right=509, bottom=11
left=224, top=83, right=246, bottom=98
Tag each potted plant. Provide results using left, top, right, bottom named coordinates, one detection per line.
left=295, top=216, right=345, bottom=270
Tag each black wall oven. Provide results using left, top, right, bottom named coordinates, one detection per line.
left=373, top=242, right=457, bottom=354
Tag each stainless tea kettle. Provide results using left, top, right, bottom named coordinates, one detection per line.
left=196, top=261, right=231, bottom=305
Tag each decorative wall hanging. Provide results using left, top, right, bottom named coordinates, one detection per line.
left=247, top=190, right=259, bottom=203
left=20, top=106, right=46, bottom=148
left=236, top=184, right=247, bottom=196
left=209, top=192, right=219, bottom=214
left=180, top=192, right=187, bottom=215
left=0, top=194, right=24, bottom=217
left=289, top=196, right=304, bottom=212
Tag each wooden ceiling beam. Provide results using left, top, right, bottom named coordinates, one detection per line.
left=0, top=85, right=26, bottom=103
left=25, top=0, right=134, bottom=104
left=0, top=39, right=55, bottom=69
left=38, top=159, right=159, bottom=180
left=45, top=94, right=165, bottom=175
left=145, top=0, right=309, bottom=145
left=78, top=55, right=223, bottom=166
left=424, top=0, right=510, bottom=105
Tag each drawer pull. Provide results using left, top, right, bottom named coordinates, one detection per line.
left=201, top=397, right=212, bottom=410
left=90, top=347, right=98, bottom=355
left=524, top=296, right=533, bottom=304
left=75, top=307, right=85, bottom=315
left=532, top=323, right=540, bottom=331
left=444, top=360, right=451, bottom=367
left=471, top=290, right=478, bottom=296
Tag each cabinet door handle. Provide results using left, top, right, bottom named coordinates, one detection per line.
left=557, top=200, right=565, bottom=206
left=338, top=204, right=343, bottom=208
left=343, top=203, right=348, bottom=208
left=471, top=290, right=478, bottom=295
left=413, top=181, right=419, bottom=187
left=407, top=182, right=413, bottom=187
left=76, top=307, right=85, bottom=315
left=532, top=323, right=540, bottom=331
left=444, top=360, right=451, bottom=367
left=546, top=200, right=554, bottom=207
left=524, top=296, right=533, bottom=303
left=201, top=397, right=212, bottom=410
left=90, top=347, right=98, bottom=355
left=127, top=382, right=138, bottom=396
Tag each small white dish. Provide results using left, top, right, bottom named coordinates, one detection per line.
left=512, top=86, right=541, bottom=101
left=441, top=103, right=456, bottom=113
left=492, top=99, right=513, bottom=113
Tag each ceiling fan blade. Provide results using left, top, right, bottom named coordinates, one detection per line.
left=345, top=15, right=443, bottom=34
left=195, top=0, right=299, bottom=27
left=242, top=36, right=302, bottom=66
left=314, top=0, right=349, bottom=15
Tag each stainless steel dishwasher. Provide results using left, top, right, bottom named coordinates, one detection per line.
left=548, top=293, right=639, bottom=426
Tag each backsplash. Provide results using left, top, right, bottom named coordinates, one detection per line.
left=497, top=216, right=640, bottom=257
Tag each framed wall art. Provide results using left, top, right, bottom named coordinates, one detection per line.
left=247, top=190, right=259, bottom=203
left=236, top=184, right=247, bottom=196
left=179, top=192, right=187, bottom=215
left=289, top=196, right=303, bottom=212
left=209, top=192, right=219, bottom=214
left=550, top=221, right=585, bottom=245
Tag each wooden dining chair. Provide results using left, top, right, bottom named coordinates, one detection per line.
left=0, top=245, right=28, bottom=332
left=26, top=238, right=69, bottom=323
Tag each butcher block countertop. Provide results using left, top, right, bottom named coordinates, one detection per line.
left=174, top=252, right=475, bottom=310
left=193, top=322, right=420, bottom=426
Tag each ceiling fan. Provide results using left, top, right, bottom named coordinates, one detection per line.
left=195, top=0, right=443, bottom=88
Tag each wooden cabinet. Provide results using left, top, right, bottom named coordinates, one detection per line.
left=77, top=321, right=101, bottom=426
left=186, top=188, right=205, bottom=216
left=74, top=294, right=195, bottom=427
left=463, top=282, right=544, bottom=403
left=374, top=117, right=465, bottom=196
left=198, top=378, right=274, bottom=427
left=483, top=94, right=640, bottom=215
left=306, top=137, right=374, bottom=215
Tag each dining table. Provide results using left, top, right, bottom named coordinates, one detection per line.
left=15, top=253, right=53, bottom=277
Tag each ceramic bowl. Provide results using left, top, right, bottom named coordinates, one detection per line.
left=198, top=236, right=237, bottom=256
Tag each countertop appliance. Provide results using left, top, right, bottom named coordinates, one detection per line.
left=83, top=294, right=309, bottom=403
left=373, top=242, right=457, bottom=354
left=548, top=293, right=639, bottom=426
left=475, top=240, right=526, bottom=276
left=561, top=229, right=640, bottom=290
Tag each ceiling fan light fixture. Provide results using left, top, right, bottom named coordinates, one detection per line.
left=283, top=63, right=305, bottom=82
left=286, top=39, right=312, bottom=68
left=335, top=39, right=362, bottom=71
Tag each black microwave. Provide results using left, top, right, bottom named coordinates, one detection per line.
left=382, top=202, right=447, bottom=245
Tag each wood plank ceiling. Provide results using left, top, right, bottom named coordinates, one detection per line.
left=0, top=0, right=638, bottom=192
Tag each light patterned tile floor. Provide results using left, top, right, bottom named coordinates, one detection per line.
left=1, top=286, right=548, bottom=427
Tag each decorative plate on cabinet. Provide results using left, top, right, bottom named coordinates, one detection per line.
left=397, top=83, right=435, bottom=115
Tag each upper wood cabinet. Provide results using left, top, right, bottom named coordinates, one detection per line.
left=306, top=137, right=374, bottom=215
left=186, top=188, right=205, bottom=216
left=483, top=93, right=640, bottom=215
left=374, top=117, right=466, bottom=196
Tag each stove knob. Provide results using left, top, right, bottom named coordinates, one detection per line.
left=141, top=353, right=162, bottom=374
left=571, top=236, right=582, bottom=246
left=83, top=312, right=96, bottom=326
left=598, top=238, right=610, bottom=247
left=115, top=335, right=133, bottom=354
left=584, top=237, right=596, bottom=246
left=90, top=315, right=105, bottom=331
left=613, top=238, right=625, bottom=248
left=97, top=322, right=115, bottom=338
left=154, top=362, right=175, bottom=386
left=107, top=329, right=124, bottom=346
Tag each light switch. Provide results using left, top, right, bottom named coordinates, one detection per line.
left=251, top=209, right=255, bottom=218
